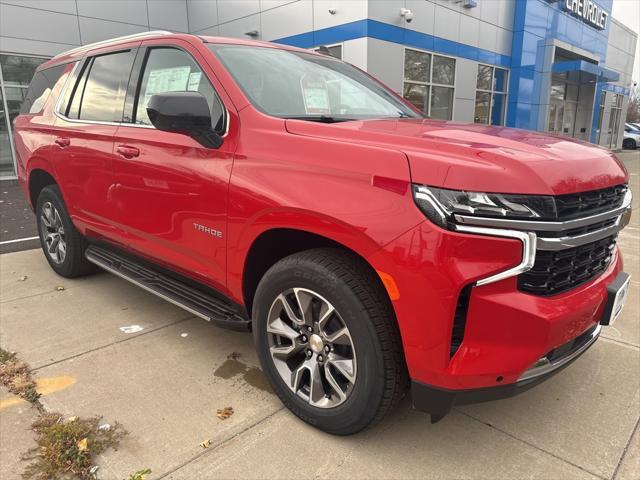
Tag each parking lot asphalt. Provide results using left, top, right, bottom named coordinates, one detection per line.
left=0, top=181, right=39, bottom=255
left=0, top=151, right=638, bottom=479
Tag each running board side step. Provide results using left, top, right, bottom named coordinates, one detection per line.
left=85, top=245, right=250, bottom=331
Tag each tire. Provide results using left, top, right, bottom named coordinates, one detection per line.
left=253, top=248, right=408, bottom=435
left=35, top=184, right=94, bottom=278
left=623, top=138, right=637, bottom=149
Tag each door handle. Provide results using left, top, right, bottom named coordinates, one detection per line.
left=54, top=137, right=70, bottom=148
left=116, top=145, right=140, bottom=159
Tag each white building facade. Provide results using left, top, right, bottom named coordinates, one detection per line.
left=0, top=0, right=637, bottom=178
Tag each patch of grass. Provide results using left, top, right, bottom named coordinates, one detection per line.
left=22, top=413, right=126, bottom=480
left=127, top=469, right=152, bottom=480
left=0, top=347, right=16, bottom=363
left=0, top=348, right=40, bottom=406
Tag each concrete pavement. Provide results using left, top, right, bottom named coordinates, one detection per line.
left=0, top=151, right=638, bottom=479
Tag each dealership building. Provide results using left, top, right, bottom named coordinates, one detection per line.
left=0, top=0, right=637, bottom=179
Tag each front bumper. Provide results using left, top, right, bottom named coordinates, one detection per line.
left=367, top=219, right=624, bottom=391
left=411, top=322, right=602, bottom=422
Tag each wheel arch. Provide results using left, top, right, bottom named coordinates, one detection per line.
left=28, top=167, right=58, bottom=209
left=241, top=227, right=393, bottom=319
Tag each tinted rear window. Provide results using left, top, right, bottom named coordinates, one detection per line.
left=19, top=64, right=66, bottom=114
left=66, top=49, right=135, bottom=122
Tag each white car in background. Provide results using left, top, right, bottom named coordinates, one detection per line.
left=623, top=123, right=640, bottom=149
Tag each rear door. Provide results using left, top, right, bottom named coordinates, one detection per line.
left=112, top=39, right=236, bottom=292
left=50, top=45, right=137, bottom=241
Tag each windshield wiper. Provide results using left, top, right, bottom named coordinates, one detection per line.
left=283, top=115, right=355, bottom=123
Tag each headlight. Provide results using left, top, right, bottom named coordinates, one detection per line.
left=413, top=185, right=551, bottom=229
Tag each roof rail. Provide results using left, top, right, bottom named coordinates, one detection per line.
left=53, top=30, right=174, bottom=59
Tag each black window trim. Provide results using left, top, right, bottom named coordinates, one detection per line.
left=125, top=44, right=229, bottom=136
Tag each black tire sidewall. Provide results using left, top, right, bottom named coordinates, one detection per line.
left=253, top=255, right=387, bottom=435
left=35, top=185, right=85, bottom=277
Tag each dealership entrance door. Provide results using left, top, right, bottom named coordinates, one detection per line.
left=547, top=49, right=619, bottom=143
left=547, top=75, right=594, bottom=141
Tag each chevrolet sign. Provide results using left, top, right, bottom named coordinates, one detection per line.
left=563, top=0, right=608, bottom=30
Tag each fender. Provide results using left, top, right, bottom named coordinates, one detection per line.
left=227, top=207, right=391, bottom=304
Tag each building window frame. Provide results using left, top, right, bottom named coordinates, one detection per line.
left=474, top=63, right=509, bottom=126
left=402, top=47, right=456, bottom=120
left=0, top=52, right=50, bottom=179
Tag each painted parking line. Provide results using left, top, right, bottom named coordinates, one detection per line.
left=0, top=236, right=39, bottom=245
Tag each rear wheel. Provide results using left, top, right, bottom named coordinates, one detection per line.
left=253, top=248, right=407, bottom=435
left=36, top=185, right=94, bottom=278
left=623, top=138, right=637, bottom=149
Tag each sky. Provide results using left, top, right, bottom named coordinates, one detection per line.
left=612, top=0, right=640, bottom=84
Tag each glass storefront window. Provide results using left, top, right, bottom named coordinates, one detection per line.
left=0, top=54, right=48, bottom=177
left=432, top=56, right=455, bottom=85
left=0, top=89, right=14, bottom=177
left=474, top=64, right=509, bottom=126
left=476, top=65, right=492, bottom=91
left=403, top=83, right=429, bottom=113
left=474, top=91, right=491, bottom=124
left=404, top=49, right=430, bottom=83
left=430, top=86, right=453, bottom=120
left=403, top=48, right=455, bottom=120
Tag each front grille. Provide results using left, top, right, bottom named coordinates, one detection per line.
left=506, top=184, right=628, bottom=221
left=518, top=235, right=617, bottom=296
left=554, top=184, right=628, bottom=220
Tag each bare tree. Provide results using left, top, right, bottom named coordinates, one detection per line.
left=626, top=85, right=640, bottom=123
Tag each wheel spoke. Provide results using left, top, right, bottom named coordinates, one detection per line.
left=307, top=360, right=326, bottom=405
left=267, top=316, right=299, bottom=341
left=290, top=364, right=308, bottom=392
left=326, top=355, right=356, bottom=383
left=324, top=326, right=352, bottom=346
left=324, top=365, right=347, bottom=402
left=42, top=205, right=53, bottom=228
left=317, top=303, right=335, bottom=332
left=277, top=294, right=304, bottom=325
left=56, top=240, right=66, bottom=263
left=293, top=288, right=314, bottom=325
left=49, top=236, right=59, bottom=255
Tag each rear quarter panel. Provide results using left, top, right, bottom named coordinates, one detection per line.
left=14, top=62, right=76, bottom=204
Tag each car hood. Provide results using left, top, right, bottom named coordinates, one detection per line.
left=285, top=118, right=628, bottom=195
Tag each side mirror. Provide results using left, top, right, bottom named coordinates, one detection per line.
left=146, top=92, right=223, bottom=149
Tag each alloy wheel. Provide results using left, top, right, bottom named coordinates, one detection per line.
left=267, top=288, right=357, bottom=408
left=40, top=201, right=66, bottom=264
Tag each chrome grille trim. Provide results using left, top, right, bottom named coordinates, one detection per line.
left=536, top=216, right=624, bottom=251
left=454, top=226, right=537, bottom=286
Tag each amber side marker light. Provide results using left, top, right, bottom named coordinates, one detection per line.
left=377, top=270, right=400, bottom=301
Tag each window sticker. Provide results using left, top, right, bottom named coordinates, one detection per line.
left=143, top=66, right=191, bottom=108
left=187, top=72, right=202, bottom=91
left=300, top=74, right=330, bottom=114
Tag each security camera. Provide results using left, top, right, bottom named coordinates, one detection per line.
left=400, top=8, right=414, bottom=23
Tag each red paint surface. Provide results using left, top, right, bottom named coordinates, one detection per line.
left=14, top=34, right=629, bottom=392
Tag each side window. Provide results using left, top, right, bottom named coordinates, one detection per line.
left=134, top=48, right=225, bottom=132
left=66, top=50, right=135, bottom=122
left=20, top=64, right=66, bottom=114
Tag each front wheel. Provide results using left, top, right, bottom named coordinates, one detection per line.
left=36, top=185, right=94, bottom=278
left=623, top=138, right=637, bottom=149
left=253, top=248, right=407, bottom=435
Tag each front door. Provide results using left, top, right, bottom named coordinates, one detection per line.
left=112, top=41, right=235, bottom=292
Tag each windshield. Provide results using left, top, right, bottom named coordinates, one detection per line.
left=208, top=44, right=422, bottom=122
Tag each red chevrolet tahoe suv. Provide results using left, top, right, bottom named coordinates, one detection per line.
left=14, top=31, right=632, bottom=435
